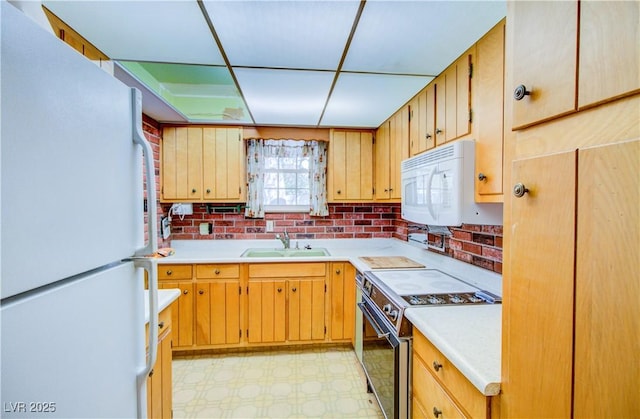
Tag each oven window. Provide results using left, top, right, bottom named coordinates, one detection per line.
left=363, top=335, right=396, bottom=417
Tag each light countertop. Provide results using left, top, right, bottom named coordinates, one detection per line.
left=144, top=288, right=180, bottom=324
left=160, top=238, right=502, bottom=395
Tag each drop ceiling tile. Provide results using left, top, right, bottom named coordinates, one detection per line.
left=42, top=0, right=224, bottom=65
left=234, top=68, right=334, bottom=126
left=202, top=0, right=360, bottom=70
left=344, top=1, right=506, bottom=75
left=321, top=72, right=433, bottom=128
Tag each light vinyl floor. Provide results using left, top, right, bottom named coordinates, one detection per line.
left=172, top=345, right=385, bottom=418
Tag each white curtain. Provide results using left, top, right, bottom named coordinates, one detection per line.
left=244, top=139, right=328, bottom=218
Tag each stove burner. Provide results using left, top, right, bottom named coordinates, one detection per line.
left=404, top=291, right=502, bottom=306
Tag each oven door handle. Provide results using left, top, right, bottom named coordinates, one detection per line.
left=358, top=302, right=391, bottom=339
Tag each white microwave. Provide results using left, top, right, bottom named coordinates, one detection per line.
left=401, top=140, right=502, bottom=226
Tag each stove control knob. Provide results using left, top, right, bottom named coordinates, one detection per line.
left=389, top=310, right=399, bottom=321
left=382, top=304, right=392, bottom=313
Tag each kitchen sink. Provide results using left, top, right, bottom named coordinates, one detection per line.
left=240, top=248, right=330, bottom=258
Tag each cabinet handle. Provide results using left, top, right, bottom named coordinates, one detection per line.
left=426, top=133, right=432, bottom=139
left=335, top=269, right=341, bottom=274
left=432, top=361, right=443, bottom=372
left=206, top=189, right=211, bottom=194
left=277, top=287, right=282, bottom=293
left=432, top=407, right=442, bottom=418
left=166, top=270, right=172, bottom=276
left=478, top=172, right=487, bottom=181
left=292, top=287, right=297, bottom=292
left=514, top=84, right=531, bottom=101
left=158, top=321, right=165, bottom=329
left=435, top=128, right=443, bottom=134
left=513, top=182, right=529, bottom=198
left=183, top=289, right=189, bottom=295
left=198, top=289, right=204, bottom=295
left=337, top=190, right=342, bottom=194
left=214, top=269, right=221, bottom=275
left=191, top=188, right=197, bottom=194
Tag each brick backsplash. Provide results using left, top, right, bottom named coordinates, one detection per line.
left=163, top=203, right=408, bottom=242
left=449, top=224, right=503, bottom=273
left=142, top=115, right=502, bottom=273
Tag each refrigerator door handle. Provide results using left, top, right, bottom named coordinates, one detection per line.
left=134, top=257, right=158, bottom=419
left=131, top=88, right=158, bottom=257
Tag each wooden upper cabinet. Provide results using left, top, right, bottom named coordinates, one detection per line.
left=375, top=108, right=408, bottom=201
left=161, top=126, right=244, bottom=202
left=43, top=7, right=109, bottom=62
left=509, top=1, right=578, bottom=129
left=328, top=129, right=374, bottom=202
left=578, top=1, right=640, bottom=109
left=435, top=51, right=473, bottom=146
left=162, top=127, right=202, bottom=201
left=475, top=20, right=505, bottom=202
left=202, top=127, right=244, bottom=201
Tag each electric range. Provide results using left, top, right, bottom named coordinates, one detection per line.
left=359, top=268, right=501, bottom=337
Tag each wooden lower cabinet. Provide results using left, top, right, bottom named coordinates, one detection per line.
left=329, top=262, right=355, bottom=342
left=159, top=262, right=360, bottom=350
left=247, top=263, right=326, bottom=344
left=147, top=304, right=173, bottom=419
left=412, top=330, right=496, bottom=418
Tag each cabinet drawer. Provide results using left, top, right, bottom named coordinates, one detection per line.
left=196, top=264, right=240, bottom=279
left=146, top=306, right=173, bottom=346
left=159, top=265, right=192, bottom=280
left=413, top=330, right=489, bottom=418
left=413, top=355, right=466, bottom=418
left=248, top=263, right=326, bottom=278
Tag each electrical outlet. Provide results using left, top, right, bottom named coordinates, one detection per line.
left=199, top=223, right=210, bottom=235
left=266, top=220, right=274, bottom=232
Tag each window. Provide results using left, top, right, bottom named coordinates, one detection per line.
left=245, top=139, right=328, bottom=218
left=263, top=153, right=310, bottom=210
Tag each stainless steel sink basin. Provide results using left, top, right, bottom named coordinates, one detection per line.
left=240, top=248, right=330, bottom=258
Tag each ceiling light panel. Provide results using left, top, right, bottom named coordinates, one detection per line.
left=344, top=1, right=506, bottom=75
left=234, top=69, right=334, bottom=126
left=42, top=0, right=224, bottom=65
left=321, top=73, right=433, bottom=128
left=202, top=0, right=361, bottom=70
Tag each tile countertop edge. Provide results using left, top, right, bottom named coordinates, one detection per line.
left=144, top=289, right=180, bottom=324
left=405, top=305, right=502, bottom=396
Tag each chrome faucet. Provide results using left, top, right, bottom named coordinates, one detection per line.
left=275, top=231, right=290, bottom=249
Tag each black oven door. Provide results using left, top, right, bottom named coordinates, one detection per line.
left=358, top=300, right=409, bottom=419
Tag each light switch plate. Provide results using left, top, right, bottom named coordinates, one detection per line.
left=199, top=223, right=210, bottom=235
left=266, top=220, right=274, bottom=232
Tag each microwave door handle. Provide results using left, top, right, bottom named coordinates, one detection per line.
left=425, top=167, right=438, bottom=221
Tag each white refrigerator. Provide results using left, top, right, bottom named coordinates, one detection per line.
left=1, top=2, right=160, bottom=417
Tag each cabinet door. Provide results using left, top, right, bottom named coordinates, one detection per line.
left=247, top=280, right=286, bottom=343
left=502, top=151, right=576, bottom=418
left=434, top=74, right=447, bottom=146
left=329, top=130, right=373, bottom=201
left=203, top=127, right=244, bottom=201
left=475, top=20, right=505, bottom=201
left=574, top=140, right=639, bottom=417
left=456, top=51, right=472, bottom=139
left=195, top=280, right=240, bottom=346
left=375, top=120, right=391, bottom=199
left=409, top=93, right=427, bottom=156
left=147, top=326, right=172, bottom=419
left=288, top=278, right=325, bottom=342
left=578, top=1, right=640, bottom=109
left=330, top=262, right=355, bottom=341
left=510, top=1, right=578, bottom=129
left=162, top=127, right=203, bottom=200
left=159, top=281, right=193, bottom=348
left=425, top=84, right=436, bottom=151
left=390, top=107, right=409, bottom=200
